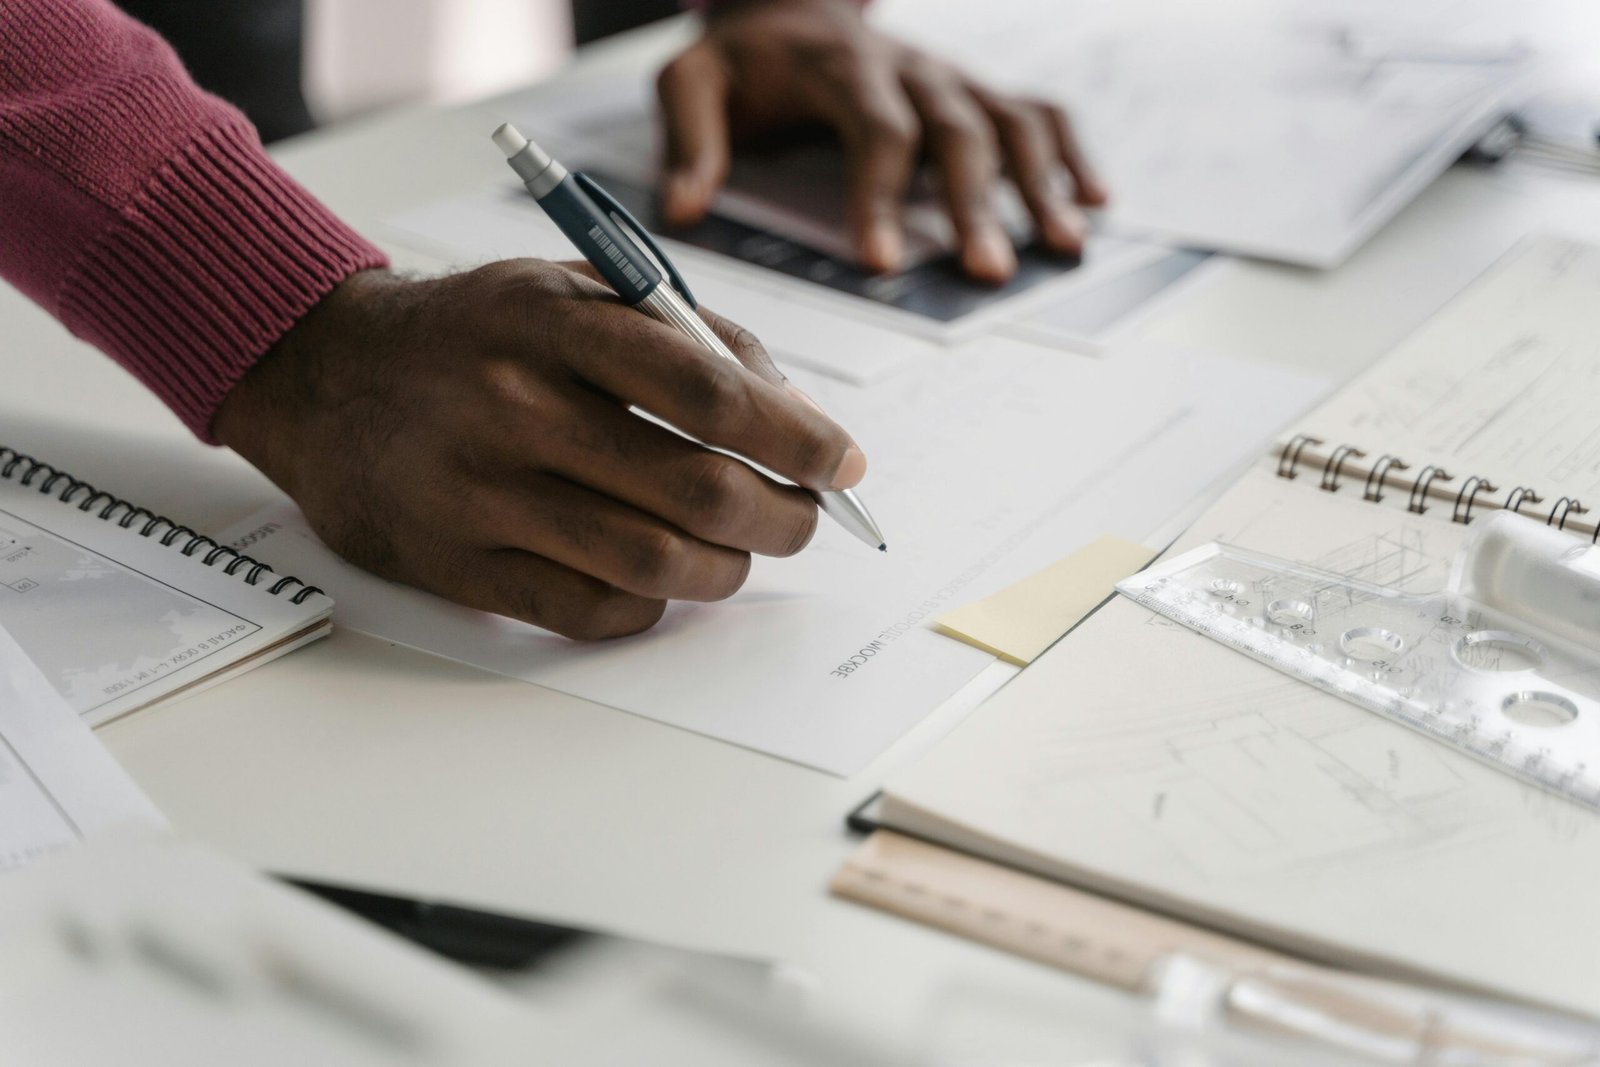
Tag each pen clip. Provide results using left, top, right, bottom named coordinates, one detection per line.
left=573, top=171, right=698, bottom=310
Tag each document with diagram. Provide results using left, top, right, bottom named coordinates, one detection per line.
left=0, top=448, right=334, bottom=726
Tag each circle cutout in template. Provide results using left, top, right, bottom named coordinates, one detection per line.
left=1501, top=691, right=1579, bottom=728
left=1453, top=631, right=1544, bottom=673
left=1339, top=627, right=1404, bottom=663
left=1266, top=599, right=1315, bottom=628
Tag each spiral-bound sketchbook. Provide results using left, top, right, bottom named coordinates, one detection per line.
left=0, top=450, right=332, bottom=728
left=874, top=234, right=1600, bottom=1017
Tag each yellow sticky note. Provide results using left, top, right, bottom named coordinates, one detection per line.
left=935, top=535, right=1156, bottom=665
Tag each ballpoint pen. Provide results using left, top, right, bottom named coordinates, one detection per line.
left=491, top=123, right=886, bottom=552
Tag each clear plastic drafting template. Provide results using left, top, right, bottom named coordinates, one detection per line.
left=1119, top=513, right=1600, bottom=810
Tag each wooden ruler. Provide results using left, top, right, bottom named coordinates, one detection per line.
left=831, top=831, right=1284, bottom=992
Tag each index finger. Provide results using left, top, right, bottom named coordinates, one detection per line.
left=656, top=41, right=733, bottom=226
left=819, top=48, right=921, bottom=273
left=560, top=260, right=787, bottom=386
left=560, top=296, right=867, bottom=493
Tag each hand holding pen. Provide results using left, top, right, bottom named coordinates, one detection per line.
left=494, top=123, right=886, bottom=552
left=218, top=207, right=874, bottom=646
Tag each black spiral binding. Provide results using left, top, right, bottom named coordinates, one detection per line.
left=0, top=446, right=324, bottom=605
left=1451, top=476, right=1497, bottom=525
left=1548, top=496, right=1589, bottom=533
left=1362, top=454, right=1409, bottom=503
left=1318, top=445, right=1366, bottom=492
left=1276, top=434, right=1322, bottom=480
left=1504, top=486, right=1543, bottom=515
left=1277, top=440, right=1598, bottom=540
left=1406, top=466, right=1452, bottom=515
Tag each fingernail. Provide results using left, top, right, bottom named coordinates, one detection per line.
left=862, top=220, right=903, bottom=273
left=967, top=226, right=1017, bottom=284
left=664, top=172, right=703, bottom=224
left=786, top=374, right=867, bottom=491
left=1076, top=176, right=1110, bottom=207
left=831, top=445, right=868, bottom=491
left=1044, top=204, right=1089, bottom=252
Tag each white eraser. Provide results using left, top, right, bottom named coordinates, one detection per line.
left=491, top=123, right=528, bottom=158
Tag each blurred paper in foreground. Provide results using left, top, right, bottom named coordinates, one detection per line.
left=0, top=625, right=164, bottom=872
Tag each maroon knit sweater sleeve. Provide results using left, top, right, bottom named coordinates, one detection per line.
left=0, top=0, right=388, bottom=441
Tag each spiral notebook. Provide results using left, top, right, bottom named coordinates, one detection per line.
left=871, top=233, right=1600, bottom=1018
left=0, top=448, right=332, bottom=728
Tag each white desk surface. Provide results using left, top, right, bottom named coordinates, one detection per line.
left=6, top=12, right=1600, bottom=1059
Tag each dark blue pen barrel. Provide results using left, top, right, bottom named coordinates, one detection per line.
left=538, top=175, right=662, bottom=305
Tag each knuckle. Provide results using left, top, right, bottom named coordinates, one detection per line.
left=994, top=107, right=1054, bottom=173
left=682, top=455, right=745, bottom=538
left=987, top=97, right=1036, bottom=136
left=809, top=36, right=873, bottom=82
left=902, top=50, right=946, bottom=82
left=678, top=359, right=745, bottom=431
left=953, top=184, right=999, bottom=221
left=547, top=494, right=605, bottom=558
left=710, top=552, right=753, bottom=601
left=727, top=324, right=765, bottom=361
left=628, top=527, right=687, bottom=597
left=778, top=501, right=819, bottom=558
left=704, top=307, right=768, bottom=367
left=469, top=257, right=538, bottom=289
left=695, top=305, right=728, bottom=335
left=486, top=261, right=590, bottom=345
left=534, top=258, right=596, bottom=298
left=925, top=105, right=987, bottom=147
left=788, top=427, right=834, bottom=488
left=478, top=358, right=533, bottom=411
left=864, top=109, right=919, bottom=153
left=483, top=257, right=562, bottom=299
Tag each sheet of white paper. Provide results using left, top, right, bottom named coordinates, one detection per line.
left=219, top=342, right=1328, bottom=775
left=868, top=0, right=1537, bottom=267
left=0, top=624, right=165, bottom=872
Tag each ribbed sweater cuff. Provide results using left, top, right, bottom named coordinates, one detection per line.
left=57, top=121, right=388, bottom=442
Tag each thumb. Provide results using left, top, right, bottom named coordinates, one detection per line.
left=656, top=41, right=732, bottom=227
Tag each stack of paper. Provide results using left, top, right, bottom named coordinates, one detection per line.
left=869, top=0, right=1536, bottom=266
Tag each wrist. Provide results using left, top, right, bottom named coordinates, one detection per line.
left=214, top=268, right=400, bottom=499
